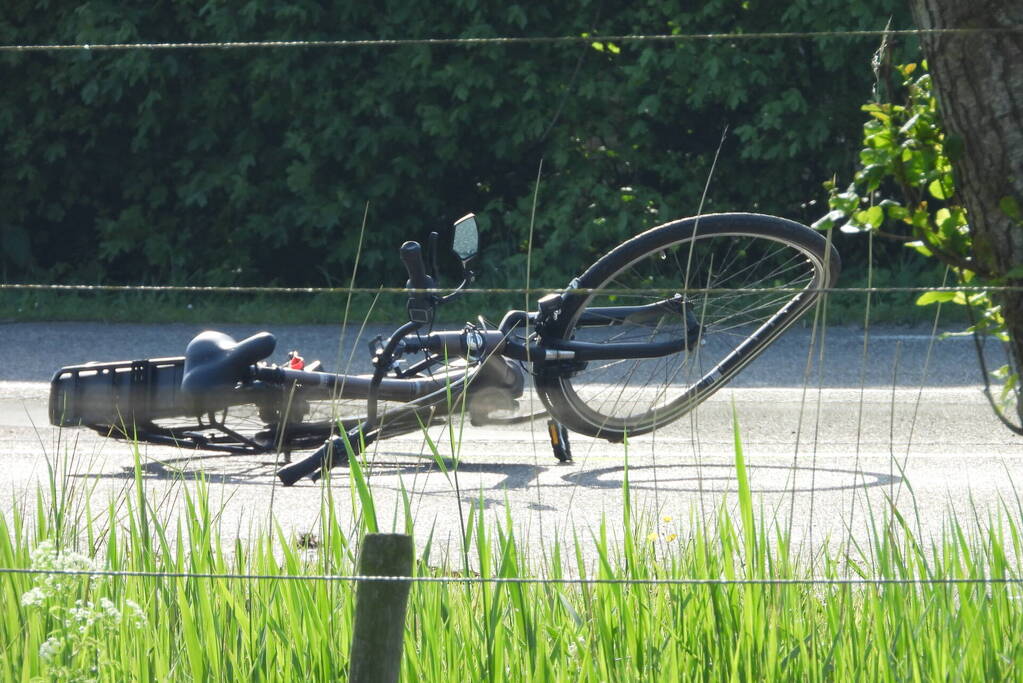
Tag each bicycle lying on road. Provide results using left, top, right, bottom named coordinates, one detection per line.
left=50, top=212, right=840, bottom=486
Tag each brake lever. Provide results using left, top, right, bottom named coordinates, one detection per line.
left=427, top=231, right=440, bottom=281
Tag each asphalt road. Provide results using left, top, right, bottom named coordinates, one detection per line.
left=1, top=321, right=1020, bottom=571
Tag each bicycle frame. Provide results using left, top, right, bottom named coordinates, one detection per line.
left=253, top=293, right=696, bottom=411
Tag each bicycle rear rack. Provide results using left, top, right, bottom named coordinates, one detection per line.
left=49, top=357, right=187, bottom=428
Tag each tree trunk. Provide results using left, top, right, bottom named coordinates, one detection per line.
left=909, top=0, right=1023, bottom=418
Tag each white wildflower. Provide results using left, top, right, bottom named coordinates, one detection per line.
left=54, top=549, right=97, bottom=572
left=30, top=541, right=58, bottom=568
left=38, top=637, right=62, bottom=661
left=124, top=600, right=146, bottom=626
left=99, top=597, right=122, bottom=623
left=20, top=586, right=47, bottom=607
left=68, top=604, right=95, bottom=625
left=27, top=541, right=98, bottom=594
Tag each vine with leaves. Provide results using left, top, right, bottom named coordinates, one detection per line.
left=814, top=58, right=1021, bottom=431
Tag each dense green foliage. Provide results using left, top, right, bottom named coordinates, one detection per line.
left=816, top=59, right=1020, bottom=422
left=2, top=1, right=910, bottom=290
left=815, top=61, right=974, bottom=275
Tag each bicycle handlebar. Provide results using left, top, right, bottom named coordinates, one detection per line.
left=399, top=241, right=434, bottom=291
left=277, top=427, right=376, bottom=486
left=400, top=241, right=436, bottom=325
left=276, top=442, right=330, bottom=486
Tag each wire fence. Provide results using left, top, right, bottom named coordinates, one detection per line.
left=3, top=282, right=1023, bottom=295
left=6, top=282, right=1023, bottom=294
left=2, top=26, right=1022, bottom=53
left=2, top=566, right=1022, bottom=586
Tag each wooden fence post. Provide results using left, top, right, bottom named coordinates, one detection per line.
left=349, top=533, right=414, bottom=683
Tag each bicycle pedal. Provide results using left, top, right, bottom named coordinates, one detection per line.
left=546, top=419, right=572, bottom=463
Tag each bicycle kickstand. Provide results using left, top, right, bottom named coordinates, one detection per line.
left=546, top=419, right=573, bottom=464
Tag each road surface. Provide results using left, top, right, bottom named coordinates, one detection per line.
left=1, top=321, right=1020, bottom=572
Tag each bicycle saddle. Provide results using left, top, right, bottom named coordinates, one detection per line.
left=181, top=330, right=277, bottom=411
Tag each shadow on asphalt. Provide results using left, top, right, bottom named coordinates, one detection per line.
left=74, top=449, right=901, bottom=498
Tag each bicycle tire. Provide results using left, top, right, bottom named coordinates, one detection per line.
left=534, top=213, right=840, bottom=441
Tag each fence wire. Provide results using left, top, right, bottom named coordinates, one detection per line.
left=3, top=283, right=1023, bottom=296
left=1, top=566, right=1021, bottom=587
left=2, top=26, right=1022, bottom=53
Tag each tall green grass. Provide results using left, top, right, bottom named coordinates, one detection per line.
left=3, top=432, right=1023, bottom=681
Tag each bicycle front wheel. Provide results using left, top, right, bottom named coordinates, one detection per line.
left=534, top=213, right=840, bottom=441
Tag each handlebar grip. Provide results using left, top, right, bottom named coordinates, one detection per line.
left=276, top=437, right=349, bottom=486
left=399, top=241, right=435, bottom=291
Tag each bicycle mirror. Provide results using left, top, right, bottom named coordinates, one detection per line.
left=452, top=213, right=479, bottom=263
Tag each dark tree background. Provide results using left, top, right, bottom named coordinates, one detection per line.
left=1, top=1, right=911, bottom=289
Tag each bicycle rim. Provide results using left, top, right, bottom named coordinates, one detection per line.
left=537, top=214, right=838, bottom=440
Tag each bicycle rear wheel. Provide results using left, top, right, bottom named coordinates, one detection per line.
left=534, top=213, right=839, bottom=441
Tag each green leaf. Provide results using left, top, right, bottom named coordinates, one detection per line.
left=811, top=209, right=845, bottom=231
left=934, top=206, right=967, bottom=235
left=854, top=205, right=884, bottom=229
left=898, top=113, right=921, bottom=135
left=906, top=240, right=933, bottom=257
left=345, top=433, right=378, bottom=534
left=911, top=207, right=931, bottom=229
left=883, top=203, right=909, bottom=221
left=831, top=189, right=860, bottom=213
left=928, top=178, right=951, bottom=200
left=916, top=291, right=957, bottom=306
left=861, top=103, right=891, bottom=123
